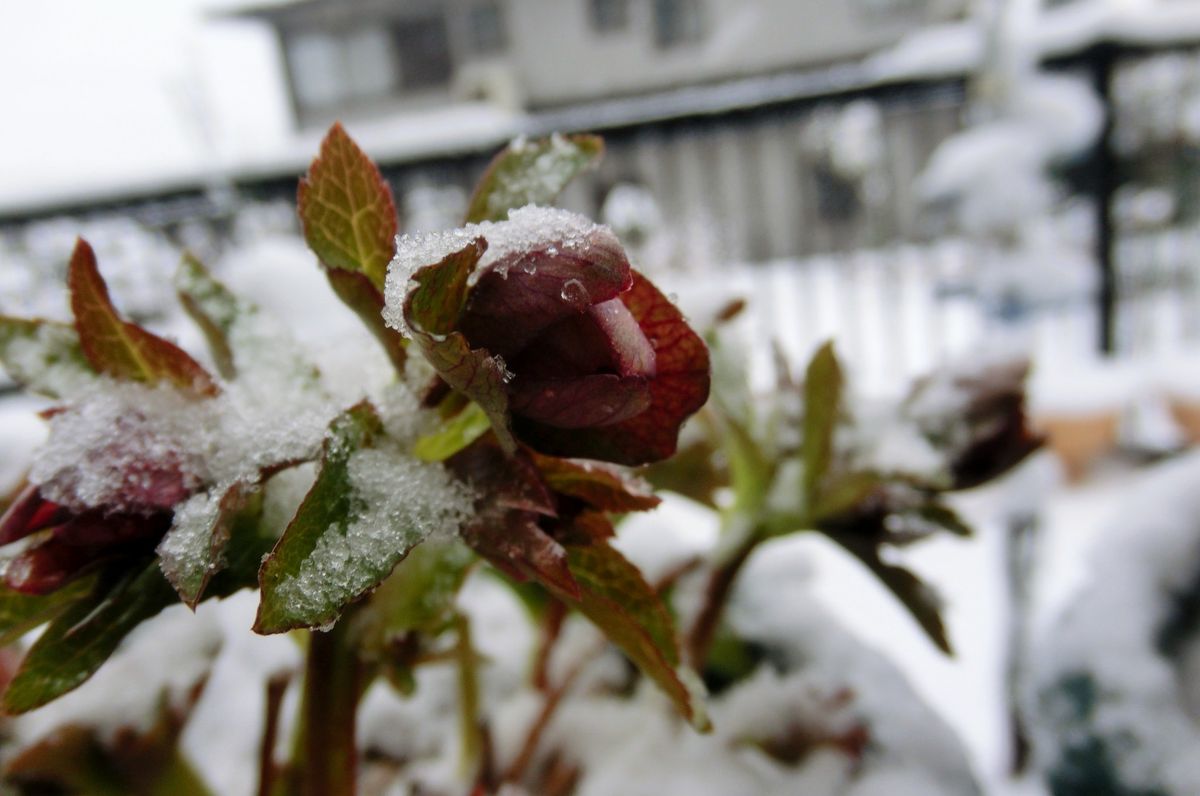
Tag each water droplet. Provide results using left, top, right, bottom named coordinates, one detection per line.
left=546, top=246, right=559, bottom=257
left=560, top=278, right=589, bottom=307
left=668, top=292, right=679, bottom=303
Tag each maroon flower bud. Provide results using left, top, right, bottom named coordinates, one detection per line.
left=390, top=207, right=710, bottom=466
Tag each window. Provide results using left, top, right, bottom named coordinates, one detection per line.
left=286, top=27, right=398, bottom=113
left=467, top=1, right=508, bottom=55
left=653, top=0, right=704, bottom=48
left=393, top=16, right=453, bottom=90
left=589, top=0, right=629, bottom=32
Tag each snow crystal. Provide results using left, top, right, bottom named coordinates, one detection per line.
left=29, top=369, right=337, bottom=514
left=382, top=206, right=617, bottom=335
left=268, top=445, right=474, bottom=623
left=157, top=489, right=224, bottom=587
left=2, top=321, right=96, bottom=399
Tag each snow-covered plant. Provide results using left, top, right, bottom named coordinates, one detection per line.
left=0, top=127, right=710, bottom=794
left=0, top=125, right=1039, bottom=796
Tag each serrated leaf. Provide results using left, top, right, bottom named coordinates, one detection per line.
left=405, top=240, right=516, bottom=452
left=2, top=561, right=178, bottom=714
left=256, top=403, right=436, bottom=634
left=0, top=316, right=94, bottom=398
left=0, top=577, right=93, bottom=648
left=529, top=451, right=660, bottom=513
left=413, top=403, right=492, bottom=462
left=298, top=122, right=398, bottom=291
left=174, top=253, right=245, bottom=379
left=555, top=540, right=709, bottom=730
left=157, top=482, right=253, bottom=608
left=465, top=134, right=604, bottom=224
left=802, top=341, right=842, bottom=503
left=69, top=239, right=218, bottom=398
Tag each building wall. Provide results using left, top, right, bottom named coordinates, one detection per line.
left=504, top=0, right=968, bottom=108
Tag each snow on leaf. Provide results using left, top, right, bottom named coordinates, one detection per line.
left=529, top=451, right=661, bottom=513
left=69, top=239, right=219, bottom=398
left=558, top=539, right=710, bottom=730
left=404, top=240, right=517, bottom=452
left=156, top=482, right=253, bottom=609
left=0, top=316, right=94, bottom=399
left=2, top=561, right=178, bottom=714
left=255, top=403, right=472, bottom=634
left=465, top=133, right=604, bottom=224
left=512, top=271, right=711, bottom=465
left=802, top=341, right=843, bottom=503
left=297, top=122, right=398, bottom=291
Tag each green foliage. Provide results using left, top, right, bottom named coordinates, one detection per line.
left=0, top=315, right=93, bottom=398
left=256, top=403, right=391, bottom=634
left=69, top=239, right=219, bottom=397
left=465, top=134, right=603, bottom=223
left=3, top=562, right=178, bottom=714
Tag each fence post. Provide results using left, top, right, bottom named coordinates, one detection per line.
left=1091, top=43, right=1118, bottom=355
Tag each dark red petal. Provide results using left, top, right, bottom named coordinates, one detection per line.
left=589, top=299, right=656, bottom=376
left=0, top=487, right=69, bottom=545
left=4, top=511, right=171, bottom=595
left=458, top=227, right=632, bottom=359
left=514, top=271, right=710, bottom=465
left=510, top=374, right=651, bottom=429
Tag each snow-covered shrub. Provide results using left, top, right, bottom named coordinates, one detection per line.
left=0, top=126, right=1038, bottom=795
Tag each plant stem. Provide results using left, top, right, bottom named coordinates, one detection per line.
left=257, top=672, right=291, bottom=796
left=454, top=613, right=483, bottom=778
left=686, top=525, right=762, bottom=669
left=298, top=617, right=362, bottom=796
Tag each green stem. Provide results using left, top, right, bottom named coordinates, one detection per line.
left=454, top=613, right=482, bottom=777
left=149, top=747, right=214, bottom=796
left=297, top=617, right=362, bottom=796
left=686, top=521, right=763, bottom=669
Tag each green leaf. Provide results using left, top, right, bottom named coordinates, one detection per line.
left=69, top=239, right=219, bottom=398
left=801, top=341, right=843, bottom=504
left=833, top=537, right=953, bottom=655
left=554, top=540, right=709, bottom=730
left=465, top=133, right=604, bottom=224
left=0, top=315, right=94, bottom=398
left=0, top=577, right=93, bottom=647
left=916, top=501, right=973, bottom=538
left=256, top=403, right=438, bottom=634
left=2, top=562, right=179, bottom=713
left=174, top=253, right=245, bottom=379
left=359, top=541, right=475, bottom=654
left=157, top=482, right=254, bottom=608
left=413, top=403, right=492, bottom=462
left=810, top=471, right=884, bottom=524
left=297, top=123, right=398, bottom=291
left=405, top=240, right=516, bottom=452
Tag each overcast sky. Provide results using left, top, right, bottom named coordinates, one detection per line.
left=0, top=0, right=288, bottom=211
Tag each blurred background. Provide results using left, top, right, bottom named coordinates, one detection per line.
left=5, top=0, right=1200, bottom=794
